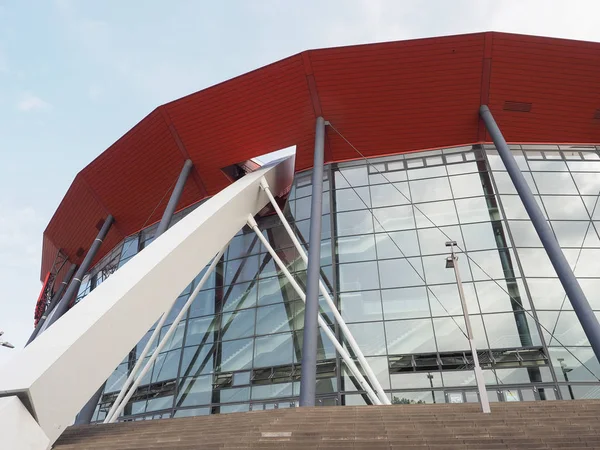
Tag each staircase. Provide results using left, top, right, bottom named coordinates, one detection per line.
left=53, top=400, right=600, bottom=449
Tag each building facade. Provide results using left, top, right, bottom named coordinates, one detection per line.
left=71, top=143, right=600, bottom=422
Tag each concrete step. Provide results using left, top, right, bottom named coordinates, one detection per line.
left=53, top=400, right=600, bottom=449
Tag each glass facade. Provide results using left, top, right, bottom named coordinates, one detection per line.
left=78, top=143, right=600, bottom=422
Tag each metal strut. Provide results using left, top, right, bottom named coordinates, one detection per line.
left=260, top=177, right=391, bottom=405
left=246, top=214, right=382, bottom=406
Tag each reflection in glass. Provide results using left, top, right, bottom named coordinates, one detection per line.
left=340, top=290, right=383, bottom=322
left=385, top=319, right=436, bottom=354
left=381, top=287, right=429, bottom=320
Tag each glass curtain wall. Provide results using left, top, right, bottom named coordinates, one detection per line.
left=78, top=143, right=600, bottom=421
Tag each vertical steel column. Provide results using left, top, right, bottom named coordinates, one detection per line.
left=299, top=116, right=325, bottom=407
left=155, top=159, right=193, bottom=237
left=80, top=161, right=194, bottom=424
left=480, top=105, right=600, bottom=361
left=26, top=263, right=78, bottom=346
left=42, top=215, right=114, bottom=331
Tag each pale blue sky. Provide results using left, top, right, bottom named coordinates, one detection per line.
left=1, top=0, right=600, bottom=365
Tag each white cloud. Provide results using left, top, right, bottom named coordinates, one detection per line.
left=17, top=92, right=51, bottom=112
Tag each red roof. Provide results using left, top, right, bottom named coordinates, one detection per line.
left=41, top=32, right=600, bottom=282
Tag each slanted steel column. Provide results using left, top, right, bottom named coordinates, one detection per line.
left=42, top=215, right=114, bottom=331
left=26, top=263, right=77, bottom=346
left=480, top=105, right=600, bottom=362
left=299, top=116, right=325, bottom=407
left=78, top=160, right=194, bottom=424
left=155, top=159, right=193, bottom=237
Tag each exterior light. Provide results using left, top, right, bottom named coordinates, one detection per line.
left=0, top=331, right=14, bottom=349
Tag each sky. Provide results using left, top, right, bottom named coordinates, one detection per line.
left=1, top=0, right=600, bottom=367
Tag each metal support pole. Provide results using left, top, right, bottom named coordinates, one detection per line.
left=41, top=215, right=114, bottom=332
left=299, top=116, right=325, bottom=407
left=447, top=242, right=490, bottom=413
left=81, top=162, right=193, bottom=424
left=480, top=105, right=600, bottom=362
left=247, top=215, right=381, bottom=405
left=106, top=246, right=227, bottom=423
left=26, top=263, right=78, bottom=346
left=260, top=178, right=391, bottom=405
left=155, top=159, right=193, bottom=237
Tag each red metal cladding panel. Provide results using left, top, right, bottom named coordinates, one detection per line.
left=44, top=175, right=122, bottom=271
left=40, top=235, right=60, bottom=282
left=310, top=34, right=485, bottom=161
left=489, top=34, right=600, bottom=143
left=163, top=54, right=316, bottom=191
left=81, top=109, right=204, bottom=235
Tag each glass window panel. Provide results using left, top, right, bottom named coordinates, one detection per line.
left=254, top=333, right=293, bottom=367
left=222, top=281, right=258, bottom=311
left=105, top=364, right=128, bottom=393
left=251, top=383, right=293, bottom=400
left=573, top=249, right=600, bottom=277
left=449, top=173, right=485, bottom=198
left=335, top=187, right=370, bottom=211
left=501, top=195, right=547, bottom=220
left=163, top=295, right=189, bottom=326
left=189, top=289, right=216, bottom=318
left=151, top=349, right=182, bottom=382
left=120, top=235, right=139, bottom=261
left=579, top=279, right=600, bottom=310
left=339, top=261, right=380, bottom=292
left=256, top=302, right=296, bottom=335
left=346, top=322, right=386, bottom=356
left=378, top=258, right=425, bottom=289
left=177, top=375, right=212, bottom=407
left=335, top=166, right=369, bottom=188
left=258, top=275, right=300, bottom=306
left=343, top=394, right=368, bottom=406
left=447, top=161, right=479, bottom=176
left=571, top=172, right=600, bottom=195
left=410, top=177, right=452, bottom=203
left=434, top=316, right=475, bottom=351
left=407, top=165, right=446, bottom=180
left=294, top=196, right=312, bottom=221
left=217, top=387, right=250, bottom=404
left=370, top=183, right=411, bottom=207
left=487, top=149, right=529, bottom=171
left=336, top=235, right=376, bottom=263
left=227, top=233, right=259, bottom=260
left=375, top=230, right=420, bottom=258
left=455, top=197, right=496, bottom=223
left=468, top=249, right=519, bottom=281
left=414, top=201, right=458, bottom=227
left=336, top=210, right=374, bottom=236
left=159, top=322, right=186, bottom=352
left=221, top=309, right=255, bottom=341
left=381, top=286, right=429, bottom=320
left=583, top=226, right=600, bottom=247
left=538, top=311, right=587, bottom=346
left=180, top=345, right=214, bottom=377
left=390, top=371, right=441, bottom=390
left=532, top=172, right=578, bottom=194
left=373, top=205, right=415, bottom=232
left=476, top=279, right=530, bottom=313
left=567, top=160, right=600, bottom=172
left=429, top=282, right=480, bottom=316
left=340, top=290, right=383, bottom=322
left=507, top=221, right=543, bottom=247
left=418, top=226, right=463, bottom=256
left=549, top=347, right=600, bottom=382
left=551, top=221, right=589, bottom=247
left=462, top=222, right=500, bottom=251
left=483, top=313, right=540, bottom=348
left=385, top=318, right=436, bottom=354
left=365, top=356, right=391, bottom=390
left=528, top=160, right=568, bottom=171
left=542, top=196, right=589, bottom=220
left=225, top=255, right=259, bottom=284
left=517, top=248, right=556, bottom=277
left=423, top=253, right=471, bottom=284
left=527, top=278, right=568, bottom=310
left=221, top=338, right=254, bottom=372
left=406, top=158, right=424, bottom=169
left=293, top=328, right=336, bottom=362
left=185, top=316, right=218, bottom=346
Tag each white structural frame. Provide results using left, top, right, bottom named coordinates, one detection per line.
left=246, top=214, right=382, bottom=405
left=0, top=158, right=294, bottom=449
left=259, top=178, right=391, bottom=405
left=104, top=246, right=227, bottom=423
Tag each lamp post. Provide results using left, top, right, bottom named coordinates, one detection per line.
left=557, top=358, right=575, bottom=400
left=445, top=241, right=491, bottom=413
left=427, top=373, right=436, bottom=403
left=0, top=331, right=14, bottom=349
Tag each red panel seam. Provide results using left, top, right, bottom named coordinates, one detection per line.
left=303, top=51, right=332, bottom=163
left=478, top=32, right=494, bottom=141
left=79, top=174, right=125, bottom=240
left=159, top=106, right=209, bottom=197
